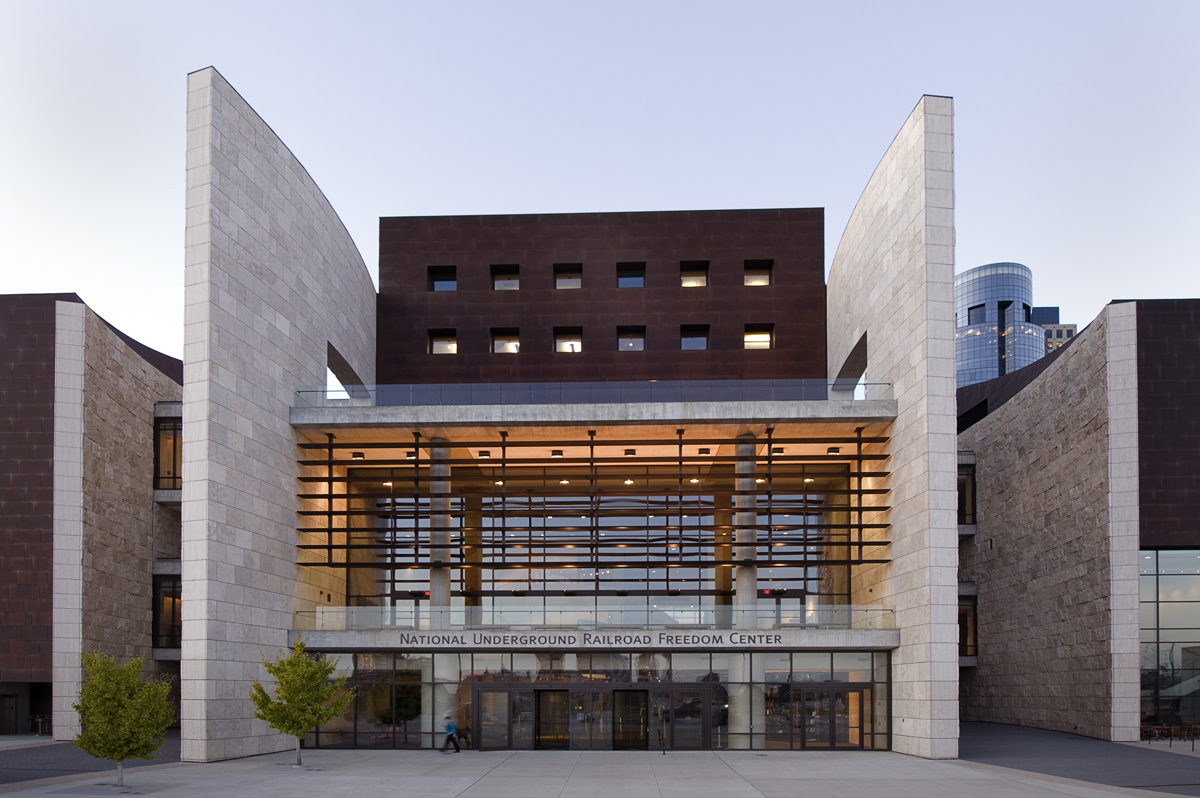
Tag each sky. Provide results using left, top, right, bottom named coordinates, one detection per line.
left=1, top=0, right=1197, bottom=359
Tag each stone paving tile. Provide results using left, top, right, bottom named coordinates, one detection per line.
left=457, top=776, right=568, bottom=798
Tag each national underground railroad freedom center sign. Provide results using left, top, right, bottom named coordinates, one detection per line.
left=294, top=628, right=900, bottom=651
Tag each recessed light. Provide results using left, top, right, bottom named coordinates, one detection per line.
left=772, top=447, right=784, bottom=455
left=351, top=452, right=364, bottom=460
left=382, top=482, right=392, bottom=487
left=689, top=478, right=700, bottom=483
left=698, top=448, right=710, bottom=455
left=479, top=450, right=491, bottom=459
left=804, top=478, right=815, bottom=483
left=624, top=479, right=634, bottom=485
left=625, top=449, right=636, bottom=456
left=560, top=479, right=570, bottom=485
left=756, top=478, right=766, bottom=484
left=495, top=480, right=504, bottom=485
left=406, top=451, right=416, bottom=460
left=551, top=450, right=563, bottom=458
left=827, top=447, right=840, bottom=455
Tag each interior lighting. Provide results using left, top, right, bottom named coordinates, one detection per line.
left=406, top=451, right=417, bottom=460
left=351, top=452, right=364, bottom=460
left=382, top=482, right=392, bottom=487
left=772, top=447, right=784, bottom=455
left=827, top=447, right=840, bottom=455
left=756, top=478, right=766, bottom=484
left=625, top=449, right=636, bottom=456
left=560, top=480, right=570, bottom=485
left=689, top=478, right=700, bottom=483
left=495, top=481, right=504, bottom=486
left=479, top=450, right=491, bottom=459
left=624, top=479, right=634, bottom=485
left=551, top=450, right=563, bottom=458
left=698, top=448, right=711, bottom=455
left=804, top=478, right=815, bottom=483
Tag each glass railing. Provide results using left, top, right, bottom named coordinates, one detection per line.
left=295, top=380, right=893, bottom=408
left=293, top=604, right=895, bottom=632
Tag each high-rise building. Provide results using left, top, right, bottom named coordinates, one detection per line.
left=955, top=263, right=1046, bottom=388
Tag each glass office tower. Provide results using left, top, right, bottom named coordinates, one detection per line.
left=955, top=263, right=1046, bottom=388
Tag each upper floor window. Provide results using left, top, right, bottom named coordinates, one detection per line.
left=680, top=325, right=709, bottom=351
left=154, top=417, right=182, bottom=491
left=744, top=324, right=774, bottom=350
left=967, top=304, right=986, bottom=326
left=680, top=261, right=708, bottom=288
left=958, top=463, right=976, bottom=525
left=555, top=264, right=582, bottom=289
left=958, top=596, right=977, bottom=657
left=428, top=329, right=457, bottom=355
left=744, top=260, right=773, bottom=286
left=492, top=328, right=520, bottom=354
left=492, top=265, right=520, bottom=290
left=617, top=262, right=645, bottom=288
left=428, top=265, right=456, bottom=291
left=153, top=574, right=182, bottom=648
left=618, top=326, right=645, bottom=352
left=554, top=327, right=583, bottom=353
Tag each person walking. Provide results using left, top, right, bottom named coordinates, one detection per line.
left=441, top=715, right=461, bottom=753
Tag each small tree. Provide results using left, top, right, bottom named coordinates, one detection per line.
left=73, top=653, right=175, bottom=788
left=249, top=637, right=353, bottom=766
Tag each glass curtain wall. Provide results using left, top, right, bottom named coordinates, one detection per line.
left=305, top=650, right=890, bottom=751
left=297, top=433, right=891, bottom=621
left=1140, top=550, right=1200, bottom=725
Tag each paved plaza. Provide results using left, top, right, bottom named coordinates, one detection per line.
left=1, top=724, right=1200, bottom=797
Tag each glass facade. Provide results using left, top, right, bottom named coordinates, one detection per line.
left=305, top=649, right=890, bottom=751
left=1140, top=550, right=1200, bottom=725
left=154, top=417, right=182, bottom=490
left=954, top=263, right=1046, bottom=388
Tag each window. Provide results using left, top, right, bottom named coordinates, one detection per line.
left=958, top=596, right=977, bottom=657
left=491, top=265, right=519, bottom=290
left=744, top=260, right=773, bottom=286
left=554, top=327, right=583, bottom=353
left=1066, top=329, right=1073, bottom=338
left=428, top=330, right=457, bottom=355
left=428, top=265, right=456, bottom=292
left=744, top=324, right=774, bottom=350
left=154, top=417, right=182, bottom=490
left=680, top=325, right=709, bottom=351
left=1023, top=304, right=1032, bottom=323
left=618, top=326, right=645, bottom=352
left=491, top=328, right=520, bottom=354
left=153, top=575, right=182, bottom=648
left=555, top=264, right=582, bottom=289
left=967, top=304, right=986, bottom=326
left=680, top=261, right=708, bottom=288
left=958, top=463, right=976, bottom=525
left=617, top=262, right=645, bottom=288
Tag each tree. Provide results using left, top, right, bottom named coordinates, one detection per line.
left=72, top=653, right=175, bottom=788
left=249, top=637, right=353, bottom=766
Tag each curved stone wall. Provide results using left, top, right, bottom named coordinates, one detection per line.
left=826, top=96, right=959, bottom=758
left=181, top=67, right=376, bottom=761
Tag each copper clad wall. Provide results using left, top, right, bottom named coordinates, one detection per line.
left=377, top=209, right=826, bottom=384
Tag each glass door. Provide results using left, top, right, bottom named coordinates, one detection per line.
left=535, top=690, right=570, bottom=749
left=511, top=691, right=534, bottom=749
left=613, top=690, right=649, bottom=749
left=569, top=691, right=611, bottom=749
left=649, top=688, right=709, bottom=750
left=477, top=690, right=510, bottom=750
left=799, top=688, right=863, bottom=750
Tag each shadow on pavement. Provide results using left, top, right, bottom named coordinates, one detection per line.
left=0, top=729, right=180, bottom=785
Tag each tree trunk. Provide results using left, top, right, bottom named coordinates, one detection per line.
left=117, top=760, right=124, bottom=787
left=295, top=735, right=303, bottom=767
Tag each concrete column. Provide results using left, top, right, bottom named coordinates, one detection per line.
left=464, top=496, right=483, bottom=627
left=734, top=434, right=758, bottom=629
left=429, top=438, right=451, bottom=629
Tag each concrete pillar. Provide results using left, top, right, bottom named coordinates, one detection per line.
left=734, top=433, right=758, bottom=630
left=429, top=438, right=451, bottom=629
left=464, top=496, right=482, bottom=627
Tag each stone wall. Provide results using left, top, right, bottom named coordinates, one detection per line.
left=182, top=67, right=377, bottom=762
left=53, top=305, right=182, bottom=738
left=958, top=305, right=1138, bottom=739
left=826, top=95, right=959, bottom=758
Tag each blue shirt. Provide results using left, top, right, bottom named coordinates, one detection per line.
left=445, top=720, right=457, bottom=735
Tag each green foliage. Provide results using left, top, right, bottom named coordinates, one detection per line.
left=73, top=653, right=175, bottom=767
left=249, top=637, right=353, bottom=740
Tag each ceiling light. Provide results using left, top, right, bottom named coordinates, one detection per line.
left=495, top=480, right=504, bottom=486
left=479, top=450, right=491, bottom=459
left=625, top=449, right=636, bottom=456
left=698, top=448, right=710, bottom=455
left=382, top=482, right=392, bottom=487
left=756, top=478, right=766, bottom=484
left=551, top=450, right=563, bottom=458
left=772, top=447, right=784, bottom=455
left=406, top=451, right=416, bottom=460
left=689, top=478, right=699, bottom=483
left=624, top=479, right=634, bottom=485
left=560, top=480, right=570, bottom=485
left=351, top=452, right=364, bottom=460
left=804, top=478, right=815, bottom=483
left=827, top=447, right=840, bottom=455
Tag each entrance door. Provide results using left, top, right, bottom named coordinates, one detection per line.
left=0, top=696, right=15, bottom=735
left=568, top=691, right=610, bottom=749
left=613, top=690, right=648, bottom=749
left=799, top=689, right=863, bottom=749
left=477, top=690, right=510, bottom=750
left=650, top=688, right=709, bottom=750
left=535, top=690, right=570, bottom=749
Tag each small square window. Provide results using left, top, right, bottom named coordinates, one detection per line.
left=428, top=265, right=456, bottom=291
left=680, top=324, right=709, bottom=351
left=744, top=324, right=774, bottom=350
left=491, top=328, right=520, bottom=354
left=428, top=329, right=457, bottom=355
left=555, top=264, right=582, bottom=289
left=554, top=327, right=583, bottom=353
left=680, top=261, right=708, bottom=288
left=617, top=326, right=645, bottom=352
left=744, top=260, right=773, bottom=286
left=492, top=265, right=520, bottom=291
left=617, top=262, right=645, bottom=288
left=1066, top=329, right=1073, bottom=338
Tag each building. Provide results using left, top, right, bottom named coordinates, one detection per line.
left=955, top=263, right=1046, bottom=388
left=8, top=65, right=1188, bottom=761
left=0, top=294, right=182, bottom=734
left=1042, top=323, right=1078, bottom=352
left=956, top=299, right=1200, bottom=737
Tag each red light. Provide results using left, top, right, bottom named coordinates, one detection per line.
left=762, top=590, right=770, bottom=595
left=424, top=591, right=430, bottom=596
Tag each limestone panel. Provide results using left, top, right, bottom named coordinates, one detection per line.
left=958, top=307, right=1133, bottom=740
left=182, top=67, right=377, bottom=762
left=826, top=96, right=959, bottom=758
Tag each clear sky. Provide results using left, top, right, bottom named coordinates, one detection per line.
left=1, top=0, right=1197, bottom=359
